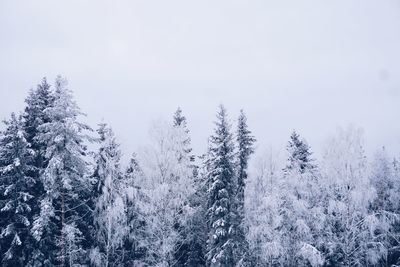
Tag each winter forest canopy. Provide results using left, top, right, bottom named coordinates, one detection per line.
left=0, top=77, right=400, bottom=267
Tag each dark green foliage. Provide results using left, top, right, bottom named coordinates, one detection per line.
left=206, top=105, right=237, bottom=267
left=0, top=114, right=35, bottom=266
left=234, top=110, right=255, bottom=266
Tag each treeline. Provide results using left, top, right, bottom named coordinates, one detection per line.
left=0, top=76, right=399, bottom=267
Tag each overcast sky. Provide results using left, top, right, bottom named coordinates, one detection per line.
left=1, top=0, right=400, bottom=160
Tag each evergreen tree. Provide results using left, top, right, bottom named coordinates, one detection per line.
left=284, top=130, right=315, bottom=174
left=206, top=105, right=237, bottom=267
left=90, top=123, right=127, bottom=267
left=0, top=113, right=35, bottom=266
left=23, top=77, right=54, bottom=171
left=279, top=133, right=324, bottom=266
left=31, top=76, right=92, bottom=266
left=234, top=110, right=255, bottom=266
left=22, top=78, right=55, bottom=266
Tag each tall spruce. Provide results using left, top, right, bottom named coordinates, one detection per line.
left=234, top=110, right=255, bottom=266
left=31, top=76, right=92, bottom=266
left=206, top=105, right=237, bottom=266
left=22, top=78, right=54, bottom=265
left=0, top=113, right=35, bottom=266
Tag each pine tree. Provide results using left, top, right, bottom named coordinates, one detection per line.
left=234, top=110, right=255, bottom=266
left=284, top=130, right=315, bottom=174
left=206, top=105, right=237, bottom=267
left=0, top=113, right=35, bottom=266
left=31, top=76, right=92, bottom=266
left=91, top=123, right=127, bottom=267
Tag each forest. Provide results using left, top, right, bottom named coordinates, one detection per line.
left=0, top=76, right=399, bottom=267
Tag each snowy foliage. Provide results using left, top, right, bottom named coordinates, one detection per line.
left=0, top=113, right=35, bottom=266
left=31, top=76, right=92, bottom=266
left=136, top=118, right=196, bottom=266
left=92, top=123, right=128, bottom=267
left=1, top=77, right=400, bottom=266
left=206, top=105, right=238, bottom=267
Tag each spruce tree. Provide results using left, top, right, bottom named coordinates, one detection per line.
left=206, top=105, right=237, bottom=266
left=234, top=110, right=255, bottom=266
left=31, top=76, right=92, bottom=266
left=22, top=78, right=55, bottom=266
left=284, top=130, right=315, bottom=174
left=23, top=77, right=54, bottom=171
left=279, top=131, right=322, bottom=266
left=0, top=113, right=35, bottom=266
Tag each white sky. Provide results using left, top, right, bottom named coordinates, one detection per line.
left=1, top=0, right=400, bottom=159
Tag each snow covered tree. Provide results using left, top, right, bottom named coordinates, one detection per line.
left=31, top=76, right=92, bottom=266
left=138, top=119, right=195, bottom=266
left=320, top=126, right=384, bottom=266
left=0, top=113, right=35, bottom=266
left=206, top=105, right=238, bottom=267
left=169, top=107, right=208, bottom=267
left=284, top=130, right=315, bottom=174
left=173, top=107, right=194, bottom=163
left=245, top=132, right=324, bottom=266
left=91, top=123, right=127, bottom=267
left=6, top=75, right=400, bottom=266
left=234, top=110, right=255, bottom=266
left=371, top=147, right=396, bottom=212
left=277, top=170, right=325, bottom=266
left=278, top=133, right=324, bottom=266
left=121, top=153, right=148, bottom=266
left=181, top=152, right=208, bottom=267
left=390, top=157, right=400, bottom=265
left=23, top=77, right=54, bottom=172
left=22, top=78, right=55, bottom=265
left=245, top=149, right=285, bottom=266
left=369, top=148, right=400, bottom=266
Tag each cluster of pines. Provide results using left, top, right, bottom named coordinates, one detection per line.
left=0, top=76, right=400, bottom=267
